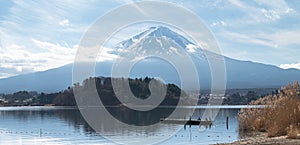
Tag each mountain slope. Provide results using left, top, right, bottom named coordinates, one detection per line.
left=0, top=64, right=73, bottom=93
left=0, top=26, right=300, bottom=93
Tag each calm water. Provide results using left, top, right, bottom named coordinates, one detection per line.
left=0, top=106, right=244, bottom=145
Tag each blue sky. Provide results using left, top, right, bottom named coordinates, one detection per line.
left=0, top=0, right=300, bottom=78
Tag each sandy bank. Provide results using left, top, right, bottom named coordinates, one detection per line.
left=215, top=132, right=300, bottom=145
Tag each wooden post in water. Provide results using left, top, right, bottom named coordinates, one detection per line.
left=226, top=116, right=229, bottom=130
left=189, top=116, right=192, bottom=128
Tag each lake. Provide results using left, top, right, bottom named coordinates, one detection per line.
left=0, top=106, right=246, bottom=145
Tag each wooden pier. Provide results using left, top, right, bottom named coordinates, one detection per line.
left=160, top=118, right=212, bottom=127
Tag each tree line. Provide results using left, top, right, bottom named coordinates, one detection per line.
left=0, top=76, right=184, bottom=106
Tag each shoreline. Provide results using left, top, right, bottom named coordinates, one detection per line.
left=215, top=132, right=300, bottom=145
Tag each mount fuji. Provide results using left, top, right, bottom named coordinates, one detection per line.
left=1, top=26, right=300, bottom=93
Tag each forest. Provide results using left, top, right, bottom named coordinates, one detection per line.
left=0, top=76, right=278, bottom=106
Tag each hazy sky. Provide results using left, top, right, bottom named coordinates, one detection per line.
left=1, top=0, right=300, bottom=78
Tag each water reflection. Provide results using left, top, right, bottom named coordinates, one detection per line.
left=0, top=106, right=241, bottom=144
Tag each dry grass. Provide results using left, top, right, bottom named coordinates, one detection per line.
left=238, top=82, right=300, bottom=138
left=287, top=125, right=300, bottom=139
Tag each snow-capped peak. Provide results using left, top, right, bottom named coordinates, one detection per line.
left=118, top=26, right=198, bottom=50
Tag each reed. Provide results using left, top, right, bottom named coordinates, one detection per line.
left=238, top=82, right=300, bottom=138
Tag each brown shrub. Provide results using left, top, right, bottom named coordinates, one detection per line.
left=238, top=82, right=300, bottom=137
left=286, top=125, right=300, bottom=139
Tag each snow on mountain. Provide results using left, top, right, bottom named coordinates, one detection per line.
left=118, top=26, right=196, bottom=49
left=115, top=26, right=205, bottom=62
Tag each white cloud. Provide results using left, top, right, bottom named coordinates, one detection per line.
left=219, top=29, right=300, bottom=49
left=0, top=39, right=78, bottom=78
left=31, top=39, right=77, bottom=66
left=32, top=39, right=75, bottom=55
left=0, top=1, right=103, bottom=78
left=58, top=19, right=70, bottom=26
left=279, top=63, right=300, bottom=70
left=216, top=28, right=300, bottom=66
left=210, top=20, right=227, bottom=27
left=261, top=9, right=281, bottom=21
left=257, top=30, right=300, bottom=48
left=0, top=0, right=135, bottom=78
left=75, top=45, right=118, bottom=63
left=219, top=31, right=276, bottom=48
left=228, top=0, right=295, bottom=23
left=97, top=47, right=118, bottom=61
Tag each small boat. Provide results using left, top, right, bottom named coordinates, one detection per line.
left=160, top=118, right=212, bottom=127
